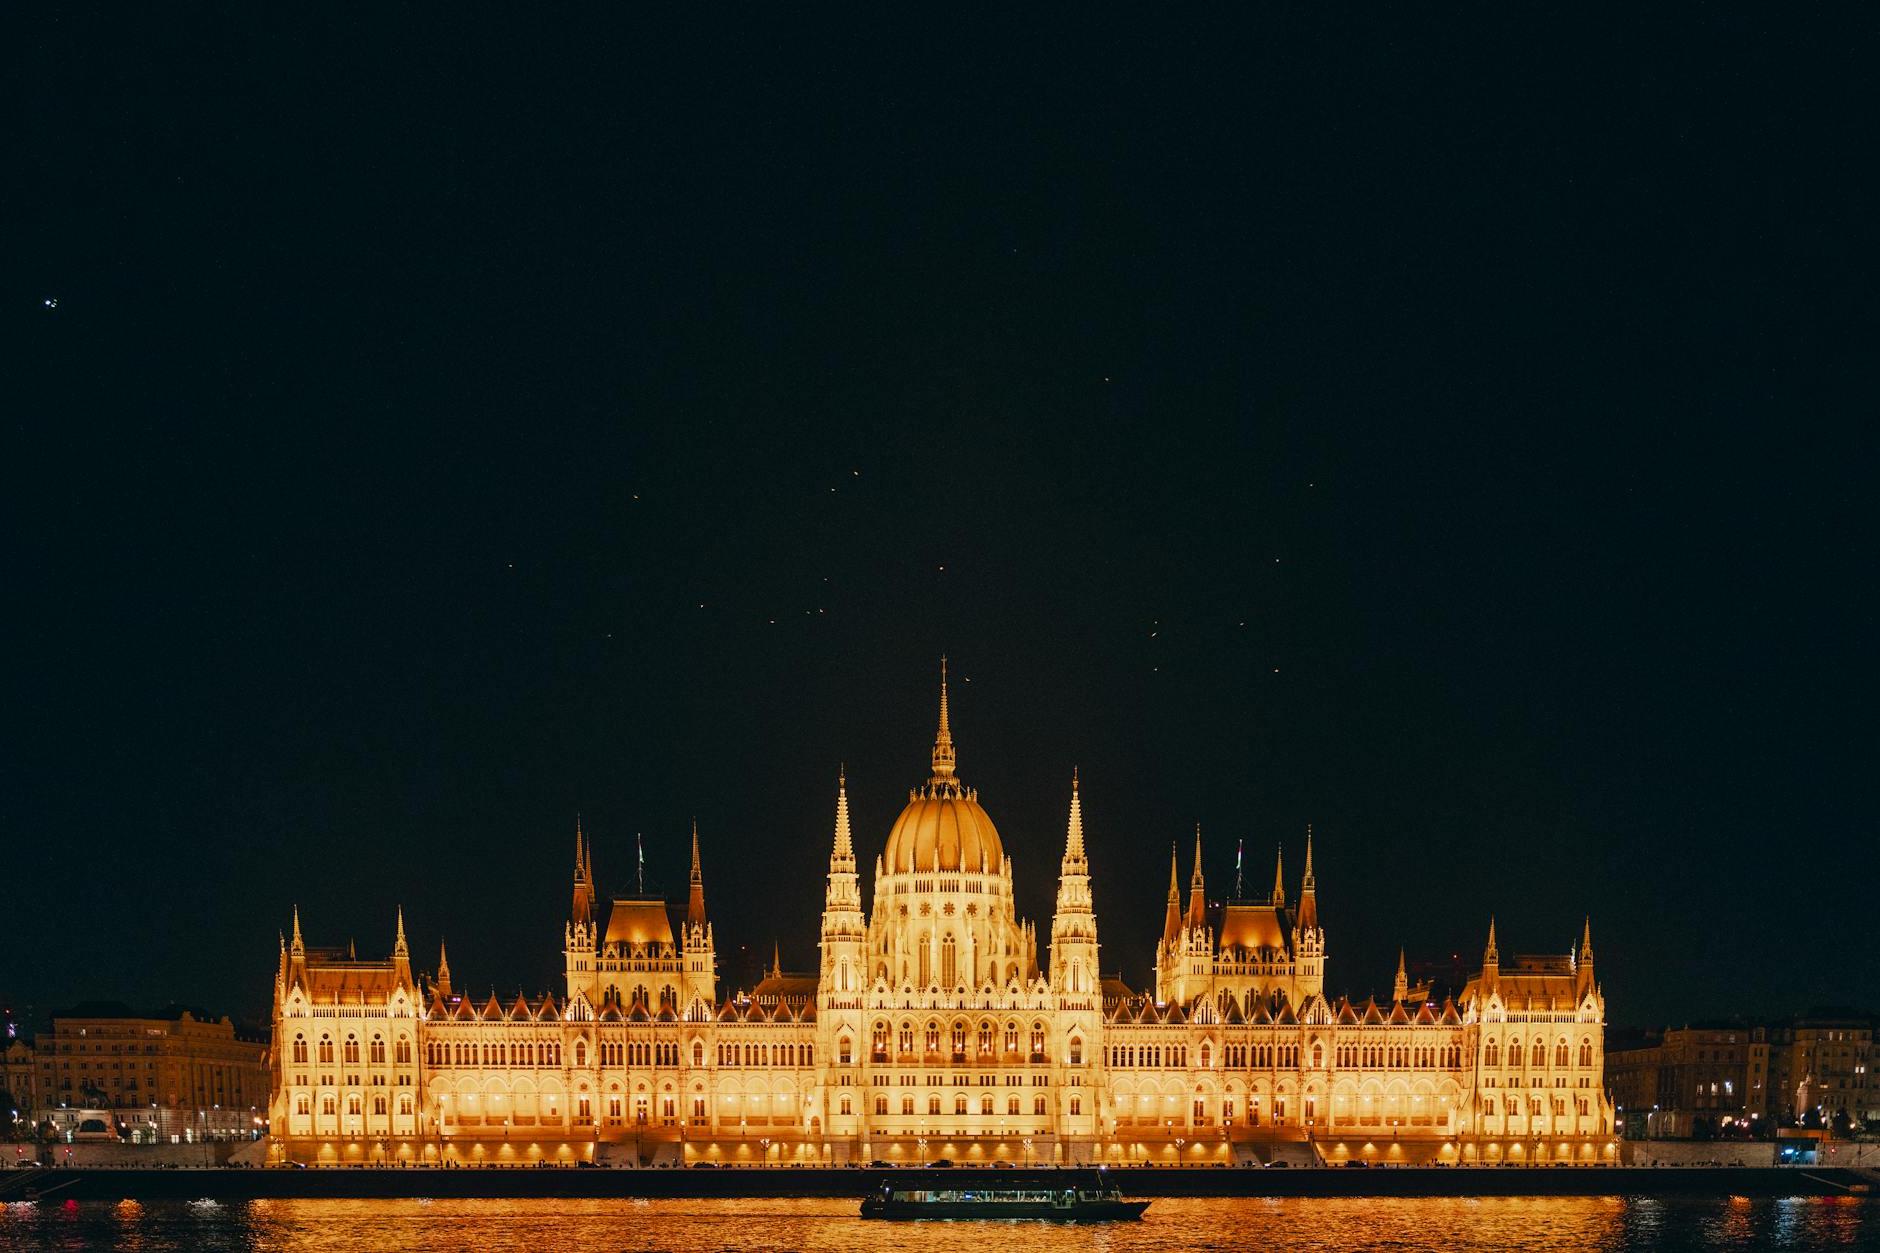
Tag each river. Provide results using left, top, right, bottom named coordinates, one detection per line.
left=2, top=1195, right=1876, bottom=1251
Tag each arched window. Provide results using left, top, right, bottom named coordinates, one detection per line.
left=902, top=1096, right=914, bottom=1115
left=928, top=1095, right=941, bottom=1115
left=980, top=1094, right=993, bottom=1115
left=1005, top=1022, right=1019, bottom=1053
left=292, top=1036, right=308, bottom=1064
left=318, top=1036, right=334, bottom=1064
left=873, top=1022, right=890, bottom=1060
left=343, top=1036, right=360, bottom=1064
left=839, top=1036, right=852, bottom=1064
left=346, top=1094, right=361, bottom=1115
left=1311, top=1042, right=1323, bottom=1068
left=951, top=1022, right=967, bottom=1057
left=978, top=1022, right=993, bottom=1055
left=1531, top=1040, right=1545, bottom=1067
left=1485, top=1040, right=1500, bottom=1066
left=954, top=1094, right=967, bottom=1115
left=373, top=1095, right=387, bottom=1114
left=1069, top=1037, right=1083, bottom=1065
left=575, top=1040, right=588, bottom=1068
left=1579, top=1038, right=1594, bottom=1068
left=1034, top=1095, right=1046, bottom=1116
left=1555, top=1040, right=1570, bottom=1068
left=941, top=934, right=957, bottom=987
left=925, top=1021, right=941, bottom=1053
left=399, top=1094, right=413, bottom=1115
left=395, top=1038, right=411, bottom=1065
left=1200, top=1042, right=1211, bottom=1068
left=840, top=1096, right=852, bottom=1116
left=369, top=1036, right=386, bottom=1064
left=1507, top=1038, right=1520, bottom=1067
left=875, top=1095, right=888, bottom=1115
left=1030, top=1023, right=1046, bottom=1059
left=899, top=1022, right=914, bottom=1055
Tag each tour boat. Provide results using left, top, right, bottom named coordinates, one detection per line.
left=860, top=1170, right=1150, bottom=1221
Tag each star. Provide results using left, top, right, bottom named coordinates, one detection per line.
left=42, top=297, right=58, bottom=309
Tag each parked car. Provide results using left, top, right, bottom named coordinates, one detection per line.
left=926, top=1158, right=954, bottom=1168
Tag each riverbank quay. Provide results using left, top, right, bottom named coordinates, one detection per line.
left=7, top=1165, right=1873, bottom=1202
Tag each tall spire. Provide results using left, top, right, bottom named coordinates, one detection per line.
left=394, top=906, right=408, bottom=958
left=1484, top=916, right=1499, bottom=969
left=571, top=815, right=594, bottom=927
left=437, top=940, right=452, bottom=996
left=1580, top=916, right=1594, bottom=963
left=1270, top=844, right=1286, bottom=908
left=687, top=819, right=707, bottom=930
left=1393, top=946, right=1408, bottom=1003
left=1294, top=824, right=1319, bottom=930
left=832, top=766, right=854, bottom=864
left=771, top=940, right=782, bottom=979
left=929, top=656, right=957, bottom=783
left=1187, top=825, right=1207, bottom=928
left=1161, top=844, right=1183, bottom=948
left=1064, top=769, right=1085, bottom=862
left=290, top=905, right=304, bottom=954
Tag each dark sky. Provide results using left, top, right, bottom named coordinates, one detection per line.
left=5, top=10, right=1872, bottom=1031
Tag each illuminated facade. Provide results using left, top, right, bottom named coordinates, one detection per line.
left=270, top=668, right=1613, bottom=1165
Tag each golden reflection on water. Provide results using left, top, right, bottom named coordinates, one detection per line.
left=4, top=1196, right=1877, bottom=1252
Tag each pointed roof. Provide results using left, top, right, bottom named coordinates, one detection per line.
left=1064, top=769, right=1085, bottom=862
left=1271, top=844, right=1286, bottom=908
left=1295, top=825, right=1319, bottom=930
left=687, top=819, right=707, bottom=930
left=291, top=905, right=304, bottom=953
left=1580, top=916, right=1594, bottom=963
left=832, top=766, right=854, bottom=864
left=1161, top=844, right=1183, bottom=947
left=1187, top=825, right=1207, bottom=928
left=394, top=907, right=409, bottom=959
left=929, top=656, right=957, bottom=782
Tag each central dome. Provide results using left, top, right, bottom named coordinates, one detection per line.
left=881, top=658, right=1006, bottom=874
left=884, top=787, right=1005, bottom=874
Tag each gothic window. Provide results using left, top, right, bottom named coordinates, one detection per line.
left=1311, top=1042, right=1323, bottom=1068
left=373, top=1095, right=387, bottom=1115
left=1200, top=1042, right=1211, bottom=1069
left=941, top=934, right=957, bottom=987
left=343, top=1036, right=360, bottom=1064
left=693, top=1041, right=704, bottom=1067
left=928, top=1095, right=941, bottom=1116
left=1555, top=1040, right=1570, bottom=1068
left=1579, top=1039, right=1593, bottom=1068
left=1070, top=1096, right=1081, bottom=1115
left=399, top=1094, right=412, bottom=1116
left=1008, top=1095, right=1019, bottom=1115
left=318, top=1037, right=334, bottom=1064
left=926, top=1021, right=941, bottom=1054
left=875, top=1095, right=888, bottom=1115
left=1030, top=1024, right=1046, bottom=1060
left=839, top=1037, right=852, bottom=1065
left=370, top=1037, right=386, bottom=1064
left=292, top=1036, right=308, bottom=1064
left=346, top=1095, right=361, bottom=1115
left=1485, top=1041, right=1500, bottom=1067
left=840, top=1097, right=852, bottom=1116
left=899, top=1023, right=914, bottom=1054
left=873, top=1022, right=890, bottom=1060
left=1005, top=1023, right=1018, bottom=1053
left=951, top=1022, right=967, bottom=1058
left=954, top=1094, right=967, bottom=1115
left=395, top=1038, right=411, bottom=1065
left=295, top=1095, right=309, bottom=1116
left=322, top=1096, right=335, bottom=1115
left=902, top=1096, right=914, bottom=1115
left=1531, top=1040, right=1545, bottom=1067
left=978, top=1022, right=993, bottom=1055
left=575, top=1041, right=588, bottom=1068
left=919, top=942, right=931, bottom=987
left=1069, top=1037, right=1083, bottom=1065
left=1033, top=1095, right=1046, bottom=1115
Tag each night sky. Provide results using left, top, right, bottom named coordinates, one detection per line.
left=5, top=11, right=1872, bottom=1030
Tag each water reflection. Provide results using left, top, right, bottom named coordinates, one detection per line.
left=0, top=1196, right=1873, bottom=1252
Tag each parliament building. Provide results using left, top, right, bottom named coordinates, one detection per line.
left=270, top=669, right=1615, bottom=1165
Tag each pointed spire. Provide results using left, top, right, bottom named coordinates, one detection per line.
left=574, top=813, right=586, bottom=878
left=290, top=905, right=304, bottom=953
left=1302, top=824, right=1316, bottom=889
left=1393, top=947, right=1408, bottom=1003
left=929, top=656, right=957, bottom=783
left=687, top=820, right=707, bottom=930
left=832, top=766, right=854, bottom=863
left=1187, top=825, right=1207, bottom=928
left=771, top=940, right=782, bottom=978
left=1580, top=916, right=1593, bottom=963
left=1484, top=916, right=1499, bottom=968
left=1270, top=845, right=1286, bottom=908
left=1161, top=844, right=1183, bottom=948
left=437, top=941, right=453, bottom=995
left=1064, top=769, right=1085, bottom=861
left=571, top=815, right=595, bottom=927
left=395, top=906, right=408, bottom=958
left=1295, top=825, right=1319, bottom=931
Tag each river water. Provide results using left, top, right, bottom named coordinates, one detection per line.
left=2, top=1196, right=1876, bottom=1251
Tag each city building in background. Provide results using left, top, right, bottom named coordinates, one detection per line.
left=270, top=669, right=1613, bottom=1165
left=33, top=1003, right=269, bottom=1142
